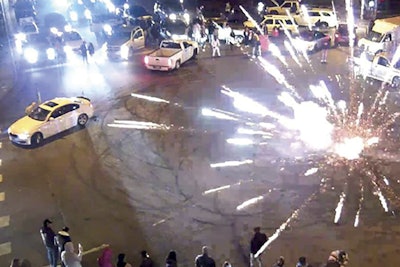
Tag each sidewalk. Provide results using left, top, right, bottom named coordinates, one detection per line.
left=0, top=50, right=14, bottom=100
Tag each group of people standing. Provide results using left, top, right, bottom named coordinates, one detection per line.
left=250, top=227, right=349, bottom=267
left=79, top=41, right=95, bottom=63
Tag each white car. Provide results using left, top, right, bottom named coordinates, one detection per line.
left=296, top=8, right=338, bottom=28
left=62, top=30, right=83, bottom=53
left=8, top=97, right=94, bottom=146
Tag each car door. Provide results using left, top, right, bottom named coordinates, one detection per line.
left=308, top=11, right=320, bottom=25
left=45, top=106, right=67, bottom=137
left=374, top=57, right=390, bottom=81
left=263, top=19, right=274, bottom=34
left=131, top=29, right=145, bottom=50
left=62, top=103, right=80, bottom=129
left=182, top=42, right=192, bottom=62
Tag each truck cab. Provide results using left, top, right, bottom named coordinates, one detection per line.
left=267, top=0, right=300, bottom=15
left=358, top=16, right=400, bottom=55
left=106, top=25, right=145, bottom=60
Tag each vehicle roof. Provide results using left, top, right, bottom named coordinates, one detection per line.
left=264, top=14, right=293, bottom=19
left=373, top=17, right=400, bottom=32
left=307, top=8, right=335, bottom=12
left=38, top=97, right=80, bottom=111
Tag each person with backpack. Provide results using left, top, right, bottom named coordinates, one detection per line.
left=250, top=227, right=268, bottom=267
left=165, top=250, right=178, bottom=267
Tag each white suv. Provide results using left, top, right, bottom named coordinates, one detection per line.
left=295, top=8, right=338, bottom=28
left=244, top=15, right=300, bottom=35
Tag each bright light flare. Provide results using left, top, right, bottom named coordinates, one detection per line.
left=334, top=137, right=364, bottom=160
left=108, top=120, right=171, bottom=130
left=236, top=196, right=263, bottom=210
left=300, top=5, right=313, bottom=30
left=304, top=167, right=318, bottom=176
left=239, top=5, right=263, bottom=34
left=226, top=138, right=255, bottom=146
left=210, top=160, right=253, bottom=168
left=334, top=192, right=346, bottom=224
left=237, top=127, right=272, bottom=136
left=131, top=93, right=170, bottom=103
left=202, top=108, right=240, bottom=121
left=269, top=43, right=288, bottom=66
left=221, top=87, right=270, bottom=116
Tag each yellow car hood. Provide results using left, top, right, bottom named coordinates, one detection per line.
left=9, top=116, right=43, bottom=134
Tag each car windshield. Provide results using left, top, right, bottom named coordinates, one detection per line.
left=161, top=41, right=181, bottom=49
left=366, top=31, right=383, bottom=42
left=64, top=32, right=82, bottom=41
left=108, top=30, right=131, bottom=40
left=28, top=107, right=50, bottom=121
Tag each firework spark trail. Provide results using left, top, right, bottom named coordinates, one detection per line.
left=227, top=138, right=255, bottom=146
left=237, top=127, right=273, bottom=136
left=368, top=87, right=389, bottom=119
left=354, top=178, right=364, bottom=227
left=367, top=171, right=390, bottom=212
left=203, top=180, right=254, bottom=195
left=309, top=81, right=339, bottom=119
left=236, top=195, right=264, bottom=210
left=269, top=43, right=288, bottom=66
left=300, top=5, right=312, bottom=30
left=201, top=108, right=241, bottom=121
left=304, top=167, right=318, bottom=176
left=131, top=93, right=170, bottom=104
left=108, top=120, right=171, bottom=130
left=284, top=40, right=302, bottom=67
left=239, top=5, right=263, bottom=34
left=356, top=103, right=364, bottom=126
left=254, top=191, right=318, bottom=258
left=210, top=160, right=253, bottom=168
left=334, top=192, right=346, bottom=224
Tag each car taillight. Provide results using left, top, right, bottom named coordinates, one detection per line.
left=144, top=56, right=149, bottom=65
left=168, top=58, right=172, bottom=67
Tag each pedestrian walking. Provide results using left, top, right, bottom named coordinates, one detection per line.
left=296, top=256, right=311, bottom=267
left=55, top=226, right=72, bottom=267
left=140, top=250, right=154, bottom=267
left=61, top=242, right=83, bottom=267
left=193, top=20, right=202, bottom=44
left=321, top=38, right=330, bottom=63
left=117, top=253, right=132, bottom=267
left=88, top=42, right=95, bottom=57
left=250, top=227, right=268, bottom=267
left=211, top=35, right=221, bottom=57
left=195, top=246, right=216, bottom=267
left=79, top=41, right=88, bottom=63
left=165, top=250, right=178, bottom=267
left=207, top=20, right=215, bottom=46
left=243, top=27, right=250, bottom=47
left=98, top=247, right=114, bottom=267
left=251, top=32, right=261, bottom=58
left=40, top=219, right=58, bottom=267
left=271, top=256, right=285, bottom=267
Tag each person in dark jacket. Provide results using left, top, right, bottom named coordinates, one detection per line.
left=40, top=219, right=58, bottom=267
left=140, top=250, right=153, bottom=267
left=166, top=250, right=178, bottom=267
left=195, top=246, right=216, bottom=267
left=79, top=41, right=88, bottom=63
left=207, top=20, right=215, bottom=45
left=326, top=250, right=348, bottom=267
left=271, top=256, right=284, bottom=267
left=250, top=227, right=268, bottom=267
left=117, top=253, right=132, bottom=267
left=55, top=227, right=72, bottom=267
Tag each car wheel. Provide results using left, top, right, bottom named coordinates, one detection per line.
left=392, top=77, right=400, bottom=88
left=191, top=49, right=198, bottom=59
left=175, top=60, right=180, bottom=70
left=77, top=113, right=89, bottom=127
left=31, top=132, right=43, bottom=146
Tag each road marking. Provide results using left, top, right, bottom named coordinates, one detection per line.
left=0, top=174, right=2, bottom=183
left=0, top=242, right=11, bottom=256
left=0, top=141, right=2, bottom=148
left=0, top=192, right=5, bottom=201
left=0, top=159, right=1, bottom=166
left=0, top=216, right=9, bottom=228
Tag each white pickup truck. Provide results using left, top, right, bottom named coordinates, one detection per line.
left=354, top=52, right=400, bottom=88
left=144, top=40, right=198, bottom=71
left=267, top=0, right=300, bottom=15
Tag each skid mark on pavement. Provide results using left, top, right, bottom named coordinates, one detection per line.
left=0, top=142, right=11, bottom=257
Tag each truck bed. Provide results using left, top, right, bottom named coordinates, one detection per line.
left=149, top=48, right=181, bottom=58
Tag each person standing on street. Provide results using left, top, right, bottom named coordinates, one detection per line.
left=61, top=242, right=83, bottom=267
left=80, top=41, right=88, bottom=63
left=250, top=227, right=268, bottom=267
left=211, top=34, right=221, bottom=57
left=88, top=42, right=95, bottom=58
left=321, top=37, right=330, bottom=63
left=140, top=250, right=154, bottom=267
left=117, top=253, right=132, bottom=267
left=271, top=256, right=285, bottom=267
left=296, top=256, right=310, bottom=267
left=98, top=247, right=114, bottom=267
left=166, top=250, right=178, bottom=267
left=195, top=246, right=216, bottom=267
left=40, top=219, right=58, bottom=267
left=55, top=226, right=72, bottom=267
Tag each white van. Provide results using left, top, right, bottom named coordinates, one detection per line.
left=358, top=16, right=400, bottom=55
left=244, top=15, right=300, bottom=35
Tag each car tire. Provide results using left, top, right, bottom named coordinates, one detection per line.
left=31, top=132, right=43, bottom=146
left=175, top=60, right=180, bottom=70
left=192, top=49, right=198, bottom=59
left=77, top=113, right=89, bottom=127
left=392, top=77, right=400, bottom=88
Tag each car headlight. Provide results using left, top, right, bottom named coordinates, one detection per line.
left=70, top=11, right=78, bottom=21
left=120, top=45, right=129, bottom=59
left=169, top=13, right=177, bottom=20
left=24, top=48, right=38, bottom=64
left=103, top=24, right=112, bottom=35
left=123, top=3, right=129, bottom=9
left=84, top=9, right=92, bottom=19
left=47, top=48, right=56, bottom=60
left=18, top=133, right=30, bottom=140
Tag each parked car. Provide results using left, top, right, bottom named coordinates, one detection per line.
left=244, top=15, right=300, bottom=36
left=294, top=30, right=331, bottom=52
left=334, top=24, right=357, bottom=46
left=20, top=33, right=63, bottom=65
left=106, top=25, right=145, bottom=60
left=295, top=8, right=338, bottom=28
left=144, top=40, right=198, bottom=71
left=8, top=96, right=94, bottom=146
left=62, top=30, right=83, bottom=53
